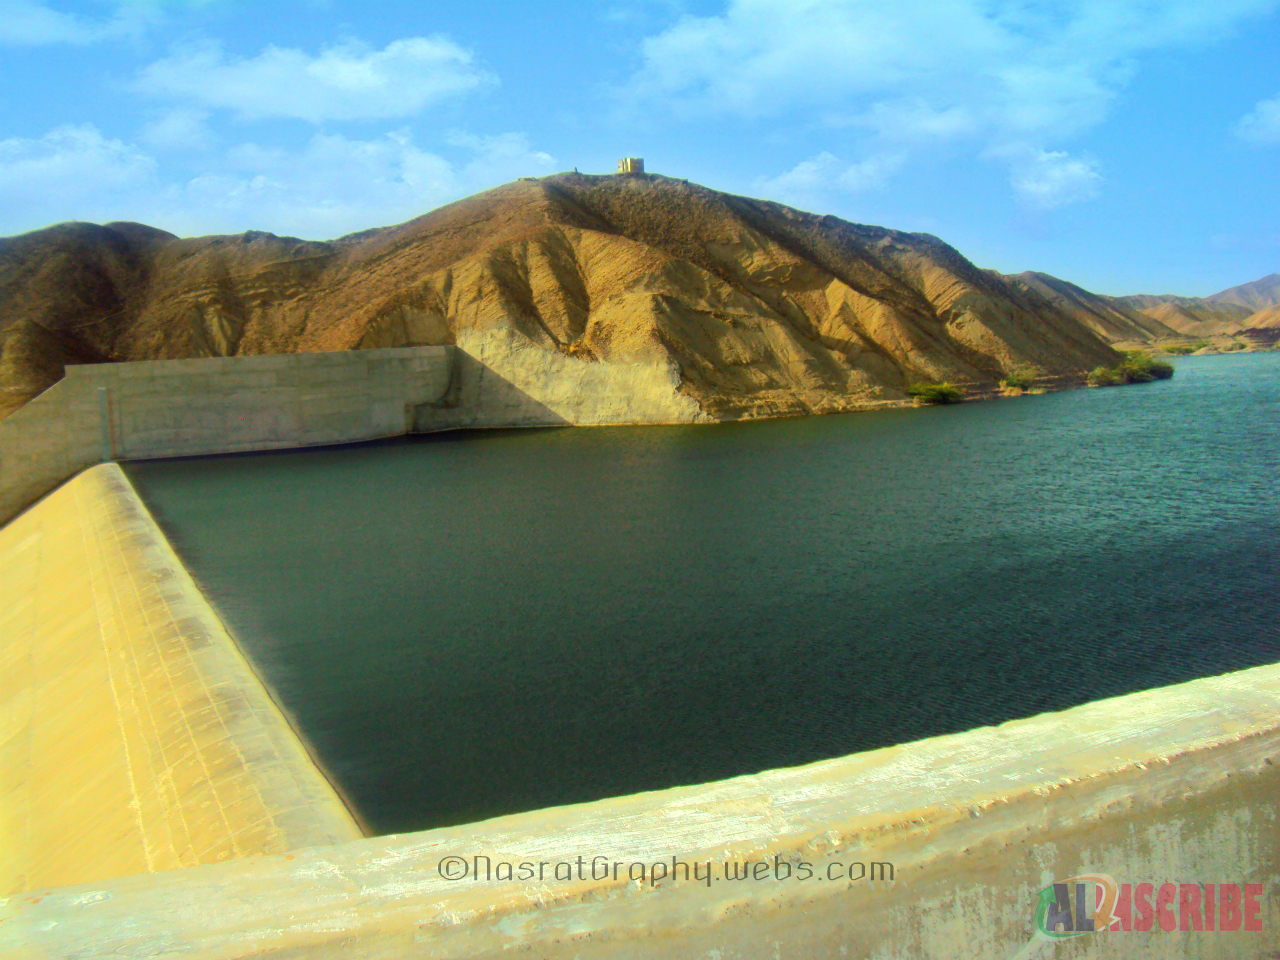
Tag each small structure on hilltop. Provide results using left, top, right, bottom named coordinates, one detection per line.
left=617, top=157, right=644, bottom=174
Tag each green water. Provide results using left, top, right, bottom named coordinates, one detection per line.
left=126, top=353, right=1280, bottom=835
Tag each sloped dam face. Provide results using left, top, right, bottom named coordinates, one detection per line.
left=124, top=353, right=1280, bottom=836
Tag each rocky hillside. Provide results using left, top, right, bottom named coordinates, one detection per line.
left=0, top=173, right=1133, bottom=420
left=1112, top=294, right=1255, bottom=339
left=1006, top=272, right=1179, bottom=343
left=1244, top=306, right=1280, bottom=330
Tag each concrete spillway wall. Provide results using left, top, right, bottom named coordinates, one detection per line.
left=4, top=620, right=1278, bottom=956
left=0, top=463, right=361, bottom=898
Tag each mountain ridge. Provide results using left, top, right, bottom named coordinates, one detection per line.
left=1206, top=272, right=1280, bottom=309
left=1087, top=273, right=1280, bottom=340
left=0, top=173, right=1265, bottom=420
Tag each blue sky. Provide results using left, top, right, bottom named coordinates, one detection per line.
left=1, top=0, right=1277, bottom=296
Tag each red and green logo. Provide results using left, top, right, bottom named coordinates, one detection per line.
left=1011, top=873, right=1265, bottom=958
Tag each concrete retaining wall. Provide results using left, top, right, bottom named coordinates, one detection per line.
left=4, top=653, right=1278, bottom=958
left=0, top=337, right=709, bottom=526
left=0, top=464, right=361, bottom=898
left=0, top=346, right=454, bottom=526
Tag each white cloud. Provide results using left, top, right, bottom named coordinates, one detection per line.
left=1234, top=93, right=1280, bottom=143
left=141, top=110, right=215, bottom=152
left=631, top=0, right=1278, bottom=139
left=0, top=0, right=148, bottom=45
left=755, top=151, right=905, bottom=203
left=635, top=1, right=1011, bottom=125
left=136, top=37, right=495, bottom=123
left=855, top=98, right=978, bottom=140
left=1000, top=146, right=1102, bottom=210
left=631, top=0, right=1273, bottom=209
left=199, top=131, right=462, bottom=234
left=0, top=125, right=156, bottom=226
left=441, top=131, right=557, bottom=184
left=0, top=124, right=556, bottom=239
left=170, top=130, right=555, bottom=237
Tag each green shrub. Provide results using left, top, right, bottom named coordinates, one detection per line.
left=1087, top=365, right=1122, bottom=386
left=907, top=382, right=964, bottom=405
left=1000, top=367, right=1037, bottom=391
left=1121, top=352, right=1174, bottom=382
left=1088, top=352, right=1174, bottom=387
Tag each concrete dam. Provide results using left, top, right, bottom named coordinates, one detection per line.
left=1, top=345, right=1278, bottom=959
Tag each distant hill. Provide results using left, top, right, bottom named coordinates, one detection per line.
left=1112, top=277, right=1278, bottom=340
left=1206, top=273, right=1280, bottom=310
left=0, top=174, right=1132, bottom=420
left=1005, top=270, right=1280, bottom=346
left=1111, top=295, right=1254, bottom=338
left=1244, top=306, right=1280, bottom=330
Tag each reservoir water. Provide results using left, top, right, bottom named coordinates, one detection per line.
left=126, top=353, right=1280, bottom=835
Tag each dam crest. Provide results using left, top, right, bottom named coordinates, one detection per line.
left=0, top=345, right=1277, bottom=958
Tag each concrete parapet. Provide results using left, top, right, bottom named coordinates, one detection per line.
left=0, top=464, right=362, bottom=898
left=0, top=340, right=717, bottom=528
left=4, top=656, right=1278, bottom=957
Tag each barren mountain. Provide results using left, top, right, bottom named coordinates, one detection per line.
left=0, top=173, right=1133, bottom=419
left=1006, top=272, right=1179, bottom=343
left=1112, top=293, right=1256, bottom=338
left=1243, top=306, right=1280, bottom=330
left=1110, top=273, right=1280, bottom=342
left=1205, top=273, right=1280, bottom=310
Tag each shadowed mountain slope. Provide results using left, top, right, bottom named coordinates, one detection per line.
left=1, top=173, right=1132, bottom=419
left=1007, top=272, right=1179, bottom=343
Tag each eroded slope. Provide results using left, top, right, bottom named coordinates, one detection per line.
left=1, top=173, right=1128, bottom=420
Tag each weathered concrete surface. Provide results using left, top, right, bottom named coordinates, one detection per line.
left=0, top=463, right=361, bottom=898
left=3, top=661, right=1277, bottom=959
left=0, top=346, right=454, bottom=526
left=82, top=347, right=453, bottom=460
